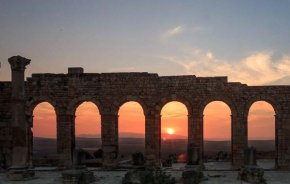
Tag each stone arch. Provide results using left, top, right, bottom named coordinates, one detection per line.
left=198, top=97, right=237, bottom=117
left=73, top=99, right=102, bottom=151
left=112, top=95, right=148, bottom=116
left=26, top=96, right=58, bottom=116
left=246, top=97, right=277, bottom=169
left=67, top=96, right=104, bottom=116
left=244, top=96, right=279, bottom=117
left=158, top=95, right=191, bottom=162
left=202, top=100, right=233, bottom=164
left=156, top=94, right=193, bottom=116
left=117, top=99, right=146, bottom=159
left=28, top=97, right=58, bottom=166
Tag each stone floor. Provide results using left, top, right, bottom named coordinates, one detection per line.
left=0, top=161, right=287, bottom=184
left=1, top=170, right=290, bottom=184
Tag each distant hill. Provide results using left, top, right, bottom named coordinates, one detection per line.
left=77, top=132, right=188, bottom=139
left=33, top=137, right=275, bottom=157
left=77, top=132, right=145, bottom=138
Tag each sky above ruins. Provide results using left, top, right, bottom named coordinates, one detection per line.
left=0, top=1, right=283, bottom=140
left=1, top=1, right=290, bottom=85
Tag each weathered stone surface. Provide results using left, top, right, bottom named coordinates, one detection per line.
left=162, top=158, right=173, bottom=168
left=122, top=169, right=175, bottom=184
left=215, top=151, right=229, bottom=161
left=122, top=170, right=142, bottom=184
left=1, top=55, right=290, bottom=170
left=73, top=149, right=94, bottom=166
left=68, top=67, right=84, bottom=74
left=238, top=165, right=265, bottom=184
left=238, top=147, right=265, bottom=183
left=187, top=144, right=201, bottom=165
left=93, top=149, right=103, bottom=159
left=182, top=166, right=205, bottom=184
left=132, top=152, right=145, bottom=166
left=7, top=166, right=34, bottom=181
left=62, top=166, right=95, bottom=184
left=244, top=147, right=257, bottom=166
left=6, top=56, right=33, bottom=180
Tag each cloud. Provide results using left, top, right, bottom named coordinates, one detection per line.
left=162, top=25, right=184, bottom=38
left=162, top=50, right=290, bottom=85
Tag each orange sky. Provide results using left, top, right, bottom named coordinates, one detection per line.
left=161, top=102, right=187, bottom=140
left=32, top=101, right=275, bottom=140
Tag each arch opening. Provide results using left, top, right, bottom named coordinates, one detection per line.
left=248, top=101, right=276, bottom=169
left=74, top=102, right=102, bottom=164
left=161, top=101, right=188, bottom=164
left=32, top=102, right=57, bottom=166
left=118, top=101, right=145, bottom=161
left=203, top=101, right=232, bottom=167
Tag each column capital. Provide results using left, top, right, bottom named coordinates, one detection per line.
left=8, top=55, right=30, bottom=71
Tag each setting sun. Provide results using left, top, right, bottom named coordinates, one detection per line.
left=166, top=128, right=175, bottom=135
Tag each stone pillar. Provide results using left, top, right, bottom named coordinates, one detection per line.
left=232, top=113, right=247, bottom=168
left=145, top=109, right=161, bottom=167
left=187, top=114, right=202, bottom=165
left=187, top=114, right=194, bottom=147
left=276, top=113, right=290, bottom=169
left=7, top=56, right=34, bottom=180
left=57, top=111, right=74, bottom=168
left=189, top=110, right=203, bottom=165
left=101, top=112, right=118, bottom=168
left=27, top=115, right=33, bottom=167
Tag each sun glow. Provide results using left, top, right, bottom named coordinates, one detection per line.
left=166, top=128, right=175, bottom=135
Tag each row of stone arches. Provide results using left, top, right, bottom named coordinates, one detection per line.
left=30, top=99, right=276, bottom=168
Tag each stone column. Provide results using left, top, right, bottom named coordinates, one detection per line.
left=190, top=110, right=204, bottom=165
left=276, top=113, right=290, bottom=169
left=27, top=115, right=33, bottom=167
left=101, top=112, right=118, bottom=168
left=187, top=113, right=202, bottom=165
left=232, top=113, right=247, bottom=168
left=57, top=111, right=74, bottom=168
left=145, top=109, right=161, bottom=167
left=187, top=114, right=194, bottom=147
left=7, top=56, right=34, bottom=180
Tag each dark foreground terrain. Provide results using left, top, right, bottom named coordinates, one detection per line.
left=2, top=168, right=290, bottom=184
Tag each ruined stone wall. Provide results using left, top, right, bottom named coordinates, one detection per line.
left=1, top=69, right=290, bottom=169
left=0, top=82, right=12, bottom=168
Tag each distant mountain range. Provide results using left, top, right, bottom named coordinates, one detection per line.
left=76, top=132, right=188, bottom=139
left=77, top=132, right=144, bottom=138
left=34, top=132, right=274, bottom=141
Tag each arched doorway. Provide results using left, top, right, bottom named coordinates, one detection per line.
left=248, top=101, right=276, bottom=169
left=118, top=101, right=145, bottom=162
left=74, top=102, right=101, bottom=165
left=161, top=101, right=188, bottom=164
left=203, top=101, right=232, bottom=169
left=32, top=102, right=57, bottom=166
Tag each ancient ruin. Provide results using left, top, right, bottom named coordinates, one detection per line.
left=1, top=56, right=290, bottom=177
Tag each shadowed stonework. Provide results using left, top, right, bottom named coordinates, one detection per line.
left=1, top=56, right=290, bottom=173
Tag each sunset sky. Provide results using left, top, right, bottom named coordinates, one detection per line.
left=1, top=1, right=285, bottom=140
left=32, top=100, right=275, bottom=140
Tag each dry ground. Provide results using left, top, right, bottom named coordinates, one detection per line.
left=1, top=161, right=289, bottom=184
left=1, top=170, right=290, bottom=184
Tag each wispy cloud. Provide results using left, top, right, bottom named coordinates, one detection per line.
left=161, top=50, right=290, bottom=85
left=162, top=25, right=184, bottom=38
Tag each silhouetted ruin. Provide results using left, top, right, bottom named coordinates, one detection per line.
left=1, top=56, right=290, bottom=179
